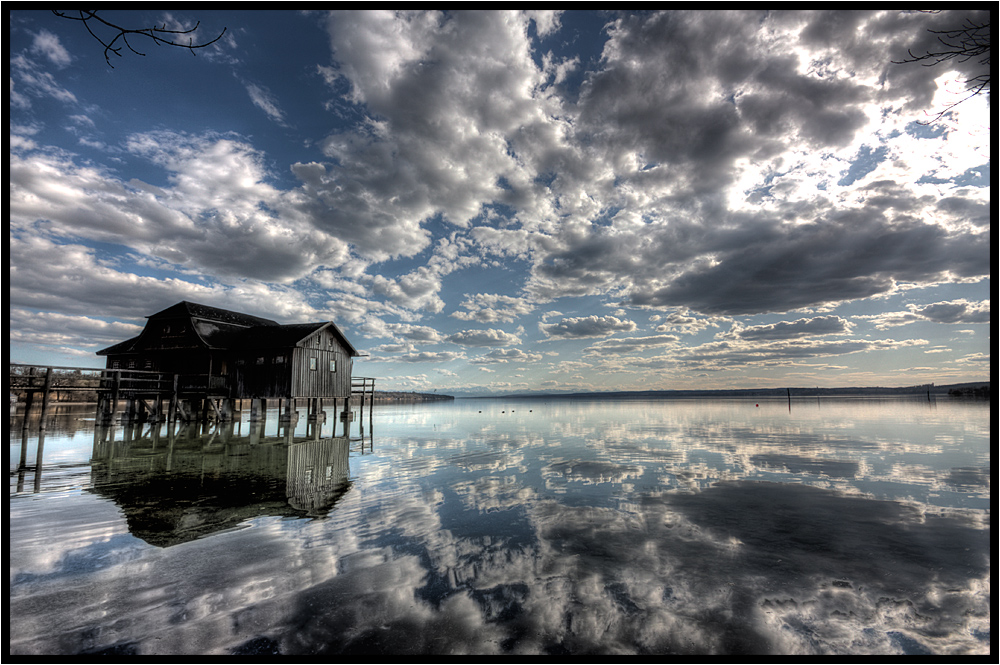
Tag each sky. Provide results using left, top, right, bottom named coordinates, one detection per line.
left=8, top=9, right=991, bottom=395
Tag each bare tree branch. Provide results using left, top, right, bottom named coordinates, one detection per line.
left=51, top=10, right=227, bottom=68
left=894, top=14, right=990, bottom=123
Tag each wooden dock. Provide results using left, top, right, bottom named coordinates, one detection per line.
left=9, top=364, right=376, bottom=433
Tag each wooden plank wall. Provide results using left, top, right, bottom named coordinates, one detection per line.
left=291, top=329, right=353, bottom=398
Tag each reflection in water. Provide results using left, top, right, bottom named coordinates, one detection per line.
left=8, top=398, right=991, bottom=655
left=89, top=423, right=352, bottom=547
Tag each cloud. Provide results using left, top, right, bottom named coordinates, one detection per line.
left=864, top=299, right=991, bottom=329
left=730, top=316, right=852, bottom=342
left=451, top=293, right=536, bottom=323
left=470, top=348, right=544, bottom=364
left=583, top=335, right=680, bottom=358
left=8, top=308, right=143, bottom=356
left=670, top=337, right=927, bottom=370
left=9, top=54, right=77, bottom=107
left=7, top=9, right=990, bottom=389
left=369, top=234, right=479, bottom=313
left=9, top=132, right=368, bottom=284
left=540, top=315, right=637, bottom=339
left=6, top=234, right=344, bottom=354
left=244, top=81, right=288, bottom=125
left=446, top=328, right=523, bottom=347
left=371, top=270, right=446, bottom=314
left=369, top=350, right=466, bottom=363
left=31, top=29, right=72, bottom=67
left=506, top=10, right=989, bottom=317
left=390, top=324, right=446, bottom=344
left=650, top=309, right=720, bottom=335
left=312, top=9, right=564, bottom=243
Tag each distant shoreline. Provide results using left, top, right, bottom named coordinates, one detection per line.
left=465, top=382, right=990, bottom=401
left=8, top=382, right=990, bottom=406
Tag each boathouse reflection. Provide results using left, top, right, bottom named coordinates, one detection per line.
left=89, top=420, right=360, bottom=547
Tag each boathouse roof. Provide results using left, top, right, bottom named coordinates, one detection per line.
left=149, top=301, right=280, bottom=328
left=96, top=301, right=359, bottom=357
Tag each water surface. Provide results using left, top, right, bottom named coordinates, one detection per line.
left=8, top=397, right=991, bottom=655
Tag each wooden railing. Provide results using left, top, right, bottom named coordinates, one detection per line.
left=351, top=377, right=376, bottom=395
left=10, top=364, right=375, bottom=400
left=9, top=364, right=229, bottom=397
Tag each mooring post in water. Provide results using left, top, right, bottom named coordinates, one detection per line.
left=167, top=374, right=179, bottom=427
left=110, top=370, right=121, bottom=424
left=38, top=368, right=53, bottom=433
left=33, top=429, right=46, bottom=493
left=19, top=428, right=30, bottom=471
left=787, top=387, right=791, bottom=412
left=343, top=396, right=353, bottom=438
left=21, top=389, right=35, bottom=432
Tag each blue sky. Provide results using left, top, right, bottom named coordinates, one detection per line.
left=8, top=10, right=991, bottom=395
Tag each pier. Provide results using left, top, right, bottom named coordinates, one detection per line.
left=9, top=363, right=376, bottom=436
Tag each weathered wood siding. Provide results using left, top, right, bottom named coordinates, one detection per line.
left=232, top=351, right=294, bottom=398
left=291, top=329, right=353, bottom=398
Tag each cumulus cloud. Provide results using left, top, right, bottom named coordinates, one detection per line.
left=9, top=132, right=365, bottom=283
left=31, top=29, right=72, bottom=67
left=470, top=348, right=544, bottom=364
left=864, top=299, right=991, bottom=329
left=528, top=210, right=990, bottom=317
left=730, top=316, right=852, bottom=342
left=8, top=308, right=143, bottom=360
left=651, top=309, right=720, bottom=335
left=313, top=8, right=565, bottom=244
left=371, top=350, right=466, bottom=363
left=451, top=293, right=536, bottom=323
left=6, top=234, right=342, bottom=341
left=446, top=328, right=523, bottom=348
left=670, top=337, right=927, bottom=370
left=583, top=334, right=680, bottom=356
left=540, top=315, right=637, bottom=339
left=7, top=9, right=990, bottom=386
left=516, top=10, right=991, bottom=318
left=390, top=323, right=446, bottom=344
left=9, top=53, right=77, bottom=107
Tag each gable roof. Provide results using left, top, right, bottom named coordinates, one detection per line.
left=97, top=302, right=359, bottom=357
left=149, top=301, right=279, bottom=328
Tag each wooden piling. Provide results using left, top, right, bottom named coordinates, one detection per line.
left=38, top=368, right=52, bottom=432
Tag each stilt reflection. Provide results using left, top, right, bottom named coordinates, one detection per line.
left=89, top=421, right=355, bottom=547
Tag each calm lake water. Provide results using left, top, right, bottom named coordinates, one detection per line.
left=8, top=397, right=991, bottom=655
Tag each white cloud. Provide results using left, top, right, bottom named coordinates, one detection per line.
left=728, top=316, right=853, bottom=341
left=540, top=315, right=636, bottom=340
left=470, top=348, right=544, bottom=364
left=863, top=299, right=991, bottom=329
left=9, top=54, right=77, bottom=106
left=451, top=293, right=535, bottom=324
left=31, top=29, right=72, bottom=67
left=446, top=328, right=523, bottom=348
left=244, top=81, right=287, bottom=125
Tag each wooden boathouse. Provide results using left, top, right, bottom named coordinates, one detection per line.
left=86, top=301, right=373, bottom=427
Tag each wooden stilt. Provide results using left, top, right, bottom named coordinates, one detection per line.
left=38, top=369, right=52, bottom=433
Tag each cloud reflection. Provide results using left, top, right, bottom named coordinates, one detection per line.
left=9, top=399, right=990, bottom=655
